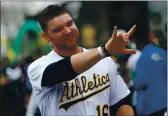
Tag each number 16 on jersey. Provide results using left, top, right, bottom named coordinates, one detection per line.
left=96, top=104, right=109, bottom=116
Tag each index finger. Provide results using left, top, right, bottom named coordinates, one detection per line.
left=127, top=25, right=137, bottom=38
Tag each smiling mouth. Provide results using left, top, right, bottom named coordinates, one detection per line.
left=64, top=35, right=75, bottom=40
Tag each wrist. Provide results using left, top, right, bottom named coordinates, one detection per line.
left=97, top=46, right=106, bottom=58
left=101, top=43, right=111, bottom=57
left=97, top=43, right=111, bottom=58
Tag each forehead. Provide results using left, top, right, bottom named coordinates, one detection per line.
left=48, top=13, right=72, bottom=28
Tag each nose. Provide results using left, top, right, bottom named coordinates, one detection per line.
left=63, top=27, right=71, bottom=35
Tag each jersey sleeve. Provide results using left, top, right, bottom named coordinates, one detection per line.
left=107, top=58, right=130, bottom=106
left=27, top=56, right=56, bottom=92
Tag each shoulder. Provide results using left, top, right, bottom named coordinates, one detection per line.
left=28, top=56, right=47, bottom=71
left=27, top=56, right=49, bottom=80
left=142, top=44, right=166, bottom=61
left=27, top=50, right=64, bottom=77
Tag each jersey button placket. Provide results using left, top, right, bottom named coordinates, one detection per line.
left=77, top=78, right=88, bottom=115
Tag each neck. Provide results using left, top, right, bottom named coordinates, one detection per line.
left=53, top=45, right=82, bottom=57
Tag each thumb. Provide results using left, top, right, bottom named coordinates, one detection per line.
left=124, top=49, right=136, bottom=54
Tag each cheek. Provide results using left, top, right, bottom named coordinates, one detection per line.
left=72, top=26, right=79, bottom=37
left=49, top=34, right=63, bottom=44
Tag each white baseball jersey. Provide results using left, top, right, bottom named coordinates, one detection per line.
left=28, top=48, right=130, bottom=116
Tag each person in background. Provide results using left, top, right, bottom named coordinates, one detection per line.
left=134, top=26, right=167, bottom=116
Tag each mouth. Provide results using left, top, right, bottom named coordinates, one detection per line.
left=64, top=35, right=75, bottom=40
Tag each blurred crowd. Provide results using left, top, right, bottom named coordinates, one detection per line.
left=0, top=1, right=167, bottom=116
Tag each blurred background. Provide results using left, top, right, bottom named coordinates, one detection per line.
left=0, top=1, right=167, bottom=116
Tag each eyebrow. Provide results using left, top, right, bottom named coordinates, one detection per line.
left=66, top=19, right=73, bottom=24
left=51, top=26, right=62, bottom=33
left=51, top=19, right=73, bottom=32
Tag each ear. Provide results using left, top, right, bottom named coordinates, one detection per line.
left=42, top=32, right=51, bottom=42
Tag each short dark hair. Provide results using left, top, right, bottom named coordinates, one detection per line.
left=36, top=4, right=67, bottom=32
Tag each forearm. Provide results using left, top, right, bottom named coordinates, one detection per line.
left=42, top=48, right=103, bottom=87
left=42, top=25, right=137, bottom=86
left=71, top=25, right=137, bottom=74
left=71, top=48, right=102, bottom=74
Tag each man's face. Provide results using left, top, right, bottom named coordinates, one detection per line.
left=44, top=13, right=79, bottom=49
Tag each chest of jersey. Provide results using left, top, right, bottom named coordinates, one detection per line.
left=58, top=61, right=110, bottom=111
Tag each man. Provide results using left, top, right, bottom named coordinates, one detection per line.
left=28, top=4, right=136, bottom=116
left=134, top=29, right=167, bottom=115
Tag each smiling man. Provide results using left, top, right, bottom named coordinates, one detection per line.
left=28, top=4, right=136, bottom=116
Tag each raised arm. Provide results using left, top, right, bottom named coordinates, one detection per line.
left=71, top=25, right=137, bottom=74
left=42, top=25, right=137, bottom=87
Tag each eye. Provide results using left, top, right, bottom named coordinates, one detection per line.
left=67, top=20, right=73, bottom=27
left=52, top=27, right=62, bottom=33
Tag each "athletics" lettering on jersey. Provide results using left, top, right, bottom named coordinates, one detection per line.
left=59, top=73, right=110, bottom=111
